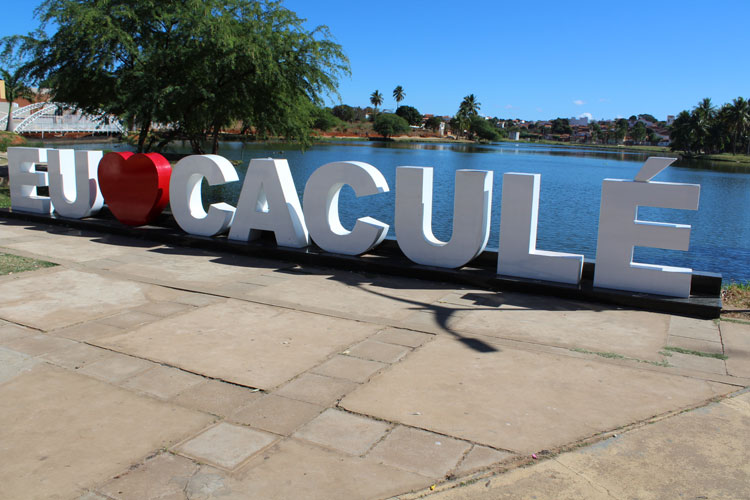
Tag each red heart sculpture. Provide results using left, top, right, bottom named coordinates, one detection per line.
left=98, top=152, right=171, bottom=226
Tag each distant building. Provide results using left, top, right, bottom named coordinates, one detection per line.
left=570, top=116, right=589, bottom=127
left=507, top=131, right=520, bottom=141
left=666, top=115, right=675, bottom=125
left=0, top=80, right=5, bottom=100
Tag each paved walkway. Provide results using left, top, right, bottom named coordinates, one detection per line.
left=0, top=218, right=748, bottom=500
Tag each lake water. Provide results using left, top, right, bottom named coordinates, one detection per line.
left=52, top=140, right=750, bottom=283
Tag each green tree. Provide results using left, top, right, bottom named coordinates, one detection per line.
left=691, top=97, right=716, bottom=153
left=724, top=97, right=750, bottom=155
left=590, top=122, right=602, bottom=143
left=638, top=113, right=658, bottom=123
left=331, top=104, right=357, bottom=122
left=459, top=94, right=481, bottom=117
left=373, top=113, right=409, bottom=139
left=369, top=90, right=383, bottom=114
left=8, top=0, right=349, bottom=153
left=615, top=118, right=629, bottom=143
left=392, top=85, right=405, bottom=109
left=550, top=118, right=572, bottom=135
left=669, top=110, right=694, bottom=153
left=630, top=121, right=647, bottom=144
left=469, top=116, right=500, bottom=142
left=424, top=116, right=442, bottom=132
left=395, top=105, right=422, bottom=126
left=0, top=66, right=32, bottom=131
left=311, top=107, right=340, bottom=131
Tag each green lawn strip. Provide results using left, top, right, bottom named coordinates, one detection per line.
left=720, top=317, right=750, bottom=326
left=662, top=346, right=727, bottom=360
left=0, top=184, right=10, bottom=208
left=570, top=347, right=670, bottom=367
left=0, top=253, right=57, bottom=275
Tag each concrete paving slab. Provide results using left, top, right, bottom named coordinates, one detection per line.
left=3, top=235, right=138, bottom=263
left=368, top=426, right=471, bottom=478
left=78, top=353, right=155, bottom=383
left=247, top=270, right=451, bottom=321
left=210, top=438, right=431, bottom=499
left=453, top=445, right=515, bottom=476
left=93, top=299, right=381, bottom=389
left=230, top=394, right=324, bottom=435
left=547, top=395, right=750, bottom=500
left=0, top=364, right=212, bottom=500
left=172, top=379, right=263, bottom=417
left=347, top=339, right=411, bottom=363
left=0, top=268, right=153, bottom=330
left=99, top=310, right=162, bottom=329
left=133, top=301, right=194, bottom=318
left=0, top=347, right=38, bottom=384
left=274, top=372, right=358, bottom=406
left=40, top=342, right=113, bottom=370
left=721, top=321, right=750, bottom=378
left=108, top=250, right=280, bottom=288
left=450, top=306, right=671, bottom=362
left=373, top=327, right=434, bottom=347
left=341, top=336, right=734, bottom=454
left=121, top=365, right=205, bottom=400
left=669, top=314, right=722, bottom=341
left=0, top=322, right=34, bottom=342
left=96, top=452, right=199, bottom=500
left=312, top=354, right=388, bottom=383
left=662, top=350, right=727, bottom=375
left=293, top=408, right=390, bottom=456
left=666, top=334, right=724, bottom=354
left=174, top=422, right=277, bottom=470
left=2, top=333, right=77, bottom=356
left=48, top=319, right=126, bottom=341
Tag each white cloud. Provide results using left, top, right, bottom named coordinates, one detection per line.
left=579, top=112, right=593, bottom=120
left=573, top=99, right=585, bottom=106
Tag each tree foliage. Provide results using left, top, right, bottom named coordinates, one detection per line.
left=373, top=113, right=409, bottom=139
left=395, top=105, right=422, bottom=126
left=469, top=116, right=500, bottom=142
left=550, top=118, right=572, bottom=135
left=369, top=90, right=383, bottom=112
left=424, top=116, right=442, bottom=132
left=392, top=85, right=405, bottom=108
left=311, top=107, right=340, bottom=131
left=670, top=96, right=750, bottom=154
left=5, top=0, right=350, bottom=153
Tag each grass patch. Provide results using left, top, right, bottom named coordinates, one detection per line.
left=662, top=346, right=727, bottom=360
left=0, top=131, right=27, bottom=152
left=0, top=184, right=10, bottom=208
left=721, top=281, right=750, bottom=321
left=720, top=317, right=750, bottom=326
left=0, top=253, right=57, bottom=275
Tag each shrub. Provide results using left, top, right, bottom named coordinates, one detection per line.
left=373, top=113, right=410, bottom=139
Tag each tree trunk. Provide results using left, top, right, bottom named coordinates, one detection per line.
left=211, top=125, right=220, bottom=155
left=136, top=120, right=151, bottom=153
left=5, top=100, right=13, bottom=132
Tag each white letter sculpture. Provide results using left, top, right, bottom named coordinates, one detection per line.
left=497, top=173, right=583, bottom=284
left=47, top=149, right=104, bottom=219
left=594, top=157, right=699, bottom=297
left=395, top=167, right=492, bottom=268
left=170, top=155, right=239, bottom=237
left=228, top=158, right=309, bottom=248
left=303, top=161, right=389, bottom=255
left=7, top=147, right=51, bottom=214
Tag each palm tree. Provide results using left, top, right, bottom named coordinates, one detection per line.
left=370, top=90, right=383, bottom=114
left=0, top=67, right=32, bottom=131
left=691, top=97, right=716, bottom=153
left=459, top=94, right=481, bottom=117
left=392, top=85, right=405, bottom=110
left=724, top=97, right=750, bottom=155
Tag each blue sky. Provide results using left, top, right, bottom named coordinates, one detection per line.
left=3, top=0, right=749, bottom=121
